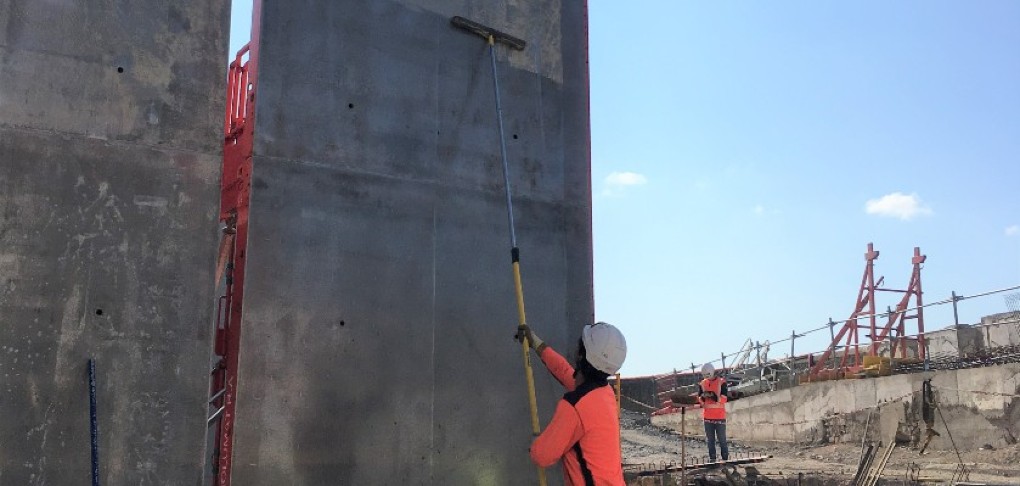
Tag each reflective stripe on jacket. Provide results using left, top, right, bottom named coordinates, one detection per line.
left=529, top=346, right=625, bottom=486
left=698, top=377, right=727, bottom=421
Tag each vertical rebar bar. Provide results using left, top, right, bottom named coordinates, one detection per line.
left=952, top=291, right=960, bottom=327
left=680, top=406, right=686, bottom=486
left=89, top=358, right=100, bottom=486
left=790, top=330, right=796, bottom=374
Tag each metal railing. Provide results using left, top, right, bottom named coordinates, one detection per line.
left=640, top=285, right=1020, bottom=412
left=224, top=44, right=251, bottom=138
left=705, top=285, right=1020, bottom=370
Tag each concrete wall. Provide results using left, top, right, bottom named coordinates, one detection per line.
left=924, top=325, right=963, bottom=358
left=922, top=315, right=1020, bottom=359
left=980, top=314, right=1020, bottom=350
left=0, top=2, right=227, bottom=484
left=653, top=363, right=1020, bottom=452
left=229, top=1, right=592, bottom=484
left=621, top=376, right=659, bottom=412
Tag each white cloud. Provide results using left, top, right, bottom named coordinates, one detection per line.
left=864, top=192, right=932, bottom=220
left=605, top=171, right=647, bottom=187
left=602, top=171, right=647, bottom=196
left=1007, top=225, right=1020, bottom=237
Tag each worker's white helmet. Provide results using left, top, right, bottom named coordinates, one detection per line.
left=582, top=322, right=627, bottom=375
left=701, top=363, right=716, bottom=378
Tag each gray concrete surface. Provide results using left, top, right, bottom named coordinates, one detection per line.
left=229, top=1, right=592, bottom=484
left=0, top=1, right=227, bottom=484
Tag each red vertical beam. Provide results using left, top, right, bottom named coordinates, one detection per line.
left=913, top=248, right=926, bottom=361
left=865, top=243, right=879, bottom=356
left=872, top=247, right=926, bottom=361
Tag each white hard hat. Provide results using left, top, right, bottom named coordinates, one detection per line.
left=701, top=363, right=716, bottom=377
left=582, top=322, right=627, bottom=375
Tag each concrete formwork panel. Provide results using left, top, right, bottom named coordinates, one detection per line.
left=793, top=381, right=855, bottom=423
left=851, top=377, right=878, bottom=410
left=957, top=365, right=1014, bottom=413
left=931, top=368, right=961, bottom=405
left=738, top=389, right=794, bottom=442
left=230, top=1, right=592, bottom=484
left=0, top=1, right=227, bottom=484
left=874, top=373, right=915, bottom=403
left=925, top=326, right=963, bottom=358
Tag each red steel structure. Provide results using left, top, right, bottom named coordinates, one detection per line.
left=208, top=4, right=262, bottom=484
left=808, top=243, right=927, bottom=380
left=873, top=247, right=927, bottom=361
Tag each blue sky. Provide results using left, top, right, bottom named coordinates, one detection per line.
left=228, top=2, right=1020, bottom=376
left=590, top=1, right=1020, bottom=375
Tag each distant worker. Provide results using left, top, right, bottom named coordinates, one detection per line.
left=698, top=363, right=729, bottom=464
left=517, top=322, right=628, bottom=486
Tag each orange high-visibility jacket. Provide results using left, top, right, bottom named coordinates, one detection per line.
left=698, top=377, right=727, bottom=421
left=529, top=346, right=625, bottom=486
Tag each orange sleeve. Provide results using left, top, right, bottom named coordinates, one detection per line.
left=539, top=346, right=576, bottom=391
left=530, top=399, right=583, bottom=467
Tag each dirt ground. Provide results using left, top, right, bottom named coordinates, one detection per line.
left=620, top=410, right=1020, bottom=484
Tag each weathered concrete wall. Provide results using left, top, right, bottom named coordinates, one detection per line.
left=923, top=316, right=1020, bottom=359
left=654, top=363, right=1020, bottom=452
left=229, top=1, right=592, bottom=484
left=981, top=314, right=1020, bottom=350
left=922, top=324, right=958, bottom=359
left=0, top=1, right=227, bottom=484
left=621, top=376, right=659, bottom=412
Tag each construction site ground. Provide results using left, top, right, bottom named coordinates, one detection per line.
left=621, top=410, right=1020, bottom=484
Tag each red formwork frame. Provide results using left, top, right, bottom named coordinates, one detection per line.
left=873, top=247, right=927, bottom=361
left=208, top=3, right=261, bottom=485
left=808, top=243, right=927, bottom=380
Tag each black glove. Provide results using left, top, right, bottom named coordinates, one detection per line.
left=514, top=325, right=544, bottom=351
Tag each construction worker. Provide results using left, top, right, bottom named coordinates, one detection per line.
left=517, top=322, right=627, bottom=486
left=698, top=363, right=729, bottom=464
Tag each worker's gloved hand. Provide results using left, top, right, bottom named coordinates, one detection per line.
left=515, top=325, right=545, bottom=352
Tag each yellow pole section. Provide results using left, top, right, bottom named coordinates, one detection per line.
left=512, top=260, right=546, bottom=486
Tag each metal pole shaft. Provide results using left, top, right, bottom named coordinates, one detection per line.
left=681, top=406, right=686, bottom=486
left=489, top=39, right=516, bottom=249
left=952, top=291, right=960, bottom=326
left=89, top=358, right=100, bottom=486
left=828, top=318, right=836, bottom=369
left=887, top=305, right=895, bottom=356
left=790, top=331, right=796, bottom=380
left=488, top=37, right=545, bottom=486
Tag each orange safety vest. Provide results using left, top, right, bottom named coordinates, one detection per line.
left=530, top=346, right=625, bottom=486
left=699, top=377, right=727, bottom=421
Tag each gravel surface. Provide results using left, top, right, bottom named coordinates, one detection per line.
left=620, top=409, right=1020, bottom=484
